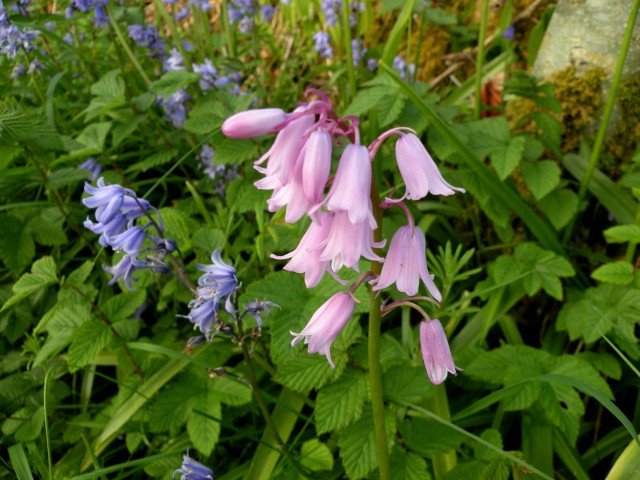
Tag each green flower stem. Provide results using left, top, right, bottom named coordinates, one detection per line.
left=106, top=5, right=151, bottom=85
left=474, top=0, right=491, bottom=120
left=369, top=184, right=390, bottom=480
left=426, top=385, right=457, bottom=478
left=341, top=0, right=357, bottom=102
left=153, top=0, right=190, bottom=69
left=222, top=0, right=237, bottom=58
left=566, top=0, right=640, bottom=242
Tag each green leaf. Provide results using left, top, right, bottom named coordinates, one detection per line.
left=90, top=69, right=126, bottom=98
left=377, top=88, right=406, bottom=127
left=211, top=131, right=258, bottom=165
left=26, top=209, right=67, bottom=246
left=210, top=376, right=252, bottom=406
left=188, top=393, right=221, bottom=457
left=73, top=122, right=112, bottom=155
left=388, top=448, right=431, bottom=480
left=184, top=100, right=223, bottom=134
left=381, top=0, right=416, bottom=66
left=604, top=224, right=640, bottom=244
left=8, top=443, right=34, bottom=480
left=0, top=215, right=35, bottom=275
left=101, top=290, right=146, bottom=322
left=344, top=86, right=390, bottom=116
left=591, top=261, right=635, bottom=285
left=382, top=365, right=432, bottom=404
left=274, top=354, right=336, bottom=393
left=159, top=208, right=193, bottom=251
left=67, top=319, right=111, bottom=371
left=538, top=188, right=579, bottom=230
left=315, top=366, right=368, bottom=434
left=151, top=71, right=201, bottom=98
left=125, top=150, right=176, bottom=173
left=339, top=404, right=396, bottom=479
left=490, top=136, right=525, bottom=180
left=192, top=228, right=225, bottom=254
left=46, top=168, right=91, bottom=189
left=521, top=160, right=561, bottom=200
left=2, top=256, right=57, bottom=311
left=299, top=439, right=334, bottom=472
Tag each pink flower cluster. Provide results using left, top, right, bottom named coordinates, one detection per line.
left=222, top=90, right=464, bottom=384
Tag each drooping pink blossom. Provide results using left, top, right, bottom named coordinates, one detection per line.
left=271, top=213, right=337, bottom=288
left=254, top=111, right=316, bottom=185
left=320, top=211, right=385, bottom=272
left=301, top=129, right=333, bottom=205
left=420, top=319, right=460, bottom=384
left=291, top=291, right=355, bottom=367
left=372, top=225, right=441, bottom=301
left=324, top=144, right=376, bottom=228
left=395, top=133, right=465, bottom=200
left=221, top=108, right=288, bottom=138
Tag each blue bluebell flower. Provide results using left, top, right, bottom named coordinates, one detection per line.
left=10, top=63, right=26, bottom=79
left=197, top=250, right=238, bottom=299
left=351, top=38, right=366, bottom=67
left=393, top=54, right=415, bottom=82
left=0, top=6, right=39, bottom=60
left=27, top=58, right=44, bottom=74
left=164, top=0, right=179, bottom=4
left=158, top=89, right=190, bottom=128
left=128, top=24, right=165, bottom=59
left=228, top=0, right=258, bottom=33
left=164, top=47, right=185, bottom=71
left=245, top=300, right=278, bottom=329
left=189, top=0, right=212, bottom=12
left=175, top=6, right=190, bottom=21
left=312, top=31, right=332, bottom=59
left=366, top=58, right=378, bottom=72
left=261, top=5, right=275, bottom=22
left=174, top=453, right=215, bottom=480
left=79, top=158, right=102, bottom=181
left=103, top=255, right=140, bottom=290
left=502, top=24, right=515, bottom=40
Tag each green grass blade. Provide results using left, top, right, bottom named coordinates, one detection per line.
left=379, top=61, right=567, bottom=257
left=380, top=0, right=416, bottom=67
left=553, top=429, right=591, bottom=480
left=405, top=403, right=555, bottom=480
left=70, top=450, right=183, bottom=480
left=606, top=436, right=640, bottom=480
left=8, top=444, right=34, bottom=480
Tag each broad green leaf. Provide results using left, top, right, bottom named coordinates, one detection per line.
left=210, top=376, right=252, bottom=406
left=184, top=100, right=223, bottom=134
left=67, top=319, right=111, bottom=371
left=466, top=117, right=511, bottom=158
left=338, top=404, right=396, bottom=479
left=382, top=365, right=432, bottom=404
left=380, top=0, right=416, bottom=66
left=46, top=168, right=90, bottom=189
left=73, top=122, right=112, bottom=155
left=211, top=131, right=258, bottom=165
left=90, top=69, right=125, bottom=98
left=26, top=209, right=67, bottom=246
left=188, top=393, right=221, bottom=456
left=2, top=256, right=57, bottom=311
left=148, top=375, right=197, bottom=433
left=591, top=261, right=635, bottom=285
left=101, top=290, right=146, bottom=322
left=315, top=366, right=368, bottom=434
left=151, top=71, right=201, bottom=98
left=192, top=228, right=225, bottom=255
left=604, top=224, right=640, bottom=244
left=344, top=85, right=389, bottom=116
left=274, top=354, right=336, bottom=393
left=377, top=88, right=406, bottom=127
left=299, top=439, right=334, bottom=472
left=388, top=448, right=431, bottom=480
left=521, top=160, right=561, bottom=200
left=0, top=215, right=35, bottom=275
left=538, top=188, right=579, bottom=230
left=8, top=443, right=34, bottom=480
left=491, top=136, right=525, bottom=180
left=125, top=150, right=176, bottom=173
left=159, top=208, right=194, bottom=251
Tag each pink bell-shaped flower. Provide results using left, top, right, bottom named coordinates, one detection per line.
left=320, top=211, right=385, bottom=272
left=372, top=225, right=441, bottom=301
left=302, top=129, right=333, bottom=205
left=291, top=291, right=355, bottom=367
left=395, top=133, right=464, bottom=200
left=221, top=108, right=288, bottom=138
left=265, top=147, right=313, bottom=224
left=420, top=319, right=460, bottom=385
left=324, top=144, right=376, bottom=228
left=272, top=212, right=336, bottom=287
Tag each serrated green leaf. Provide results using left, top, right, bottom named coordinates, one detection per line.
left=315, top=366, right=367, bottom=434
left=159, top=208, right=193, bottom=251
left=591, top=261, right=635, bottom=285
left=604, top=224, right=640, bottom=244
left=466, top=117, right=511, bottom=158
left=0, top=214, right=35, bottom=275
left=67, top=319, right=111, bottom=371
left=184, top=100, right=223, bottom=134
left=274, top=354, right=335, bottom=393
left=377, top=89, right=406, bottom=127
left=101, top=290, right=146, bottom=322
left=474, top=429, right=503, bottom=461
left=26, top=209, right=67, bottom=246
left=299, top=439, right=334, bottom=472
left=73, top=122, right=112, bottom=154
left=210, top=376, right=252, bottom=406
left=126, top=150, right=176, bottom=173
left=149, top=376, right=198, bottom=433
left=344, top=86, right=390, bottom=116
left=192, top=228, right=225, bottom=255
left=188, top=393, right=221, bottom=457
left=2, top=256, right=57, bottom=311
left=521, top=160, right=561, bottom=200
left=382, top=365, right=432, bottom=404
left=90, top=69, right=125, bottom=98
left=339, top=404, right=396, bottom=479
left=538, top=188, right=578, bottom=230
left=491, top=135, right=525, bottom=180
left=151, top=71, right=200, bottom=98
left=45, top=167, right=89, bottom=189
left=388, top=448, right=431, bottom=480
left=211, top=131, right=258, bottom=165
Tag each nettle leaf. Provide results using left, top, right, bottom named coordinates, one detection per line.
left=101, top=290, right=146, bottom=322
left=274, top=354, right=336, bottom=393
left=382, top=365, right=432, bottom=404
left=492, top=243, right=574, bottom=300
left=520, top=159, right=560, bottom=200
left=74, top=122, right=112, bottom=155
left=557, top=284, right=640, bottom=352
left=188, top=391, right=221, bottom=457
left=159, top=208, right=195, bottom=251
left=299, top=439, right=334, bottom=472
left=126, top=150, right=176, bottom=173
left=67, top=319, right=111, bottom=371
left=149, top=375, right=200, bottom=433
left=465, top=117, right=511, bottom=158
left=210, top=131, right=258, bottom=165
left=591, top=261, right=635, bottom=285
left=604, top=224, right=640, bottom=243
left=538, top=188, right=579, bottom=230
left=490, top=135, right=525, bottom=180
left=3, top=256, right=57, bottom=311
left=315, top=366, right=368, bottom=434
left=388, top=448, right=431, bottom=480
left=151, top=71, right=200, bottom=98
left=184, top=100, right=223, bottom=134
left=338, top=404, right=396, bottom=480
left=0, top=214, right=35, bottom=275
left=377, top=88, right=406, bottom=127
left=344, top=86, right=389, bottom=116
left=209, top=376, right=251, bottom=406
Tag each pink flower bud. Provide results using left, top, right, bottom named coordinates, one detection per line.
left=372, top=225, right=441, bottom=301
left=291, top=291, right=355, bottom=367
left=302, top=129, right=333, bottom=205
left=221, top=108, right=288, bottom=139
left=420, top=319, right=460, bottom=385
left=395, top=133, right=464, bottom=200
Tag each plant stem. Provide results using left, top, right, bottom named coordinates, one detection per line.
left=566, top=0, right=640, bottom=241
left=474, top=0, right=491, bottom=120
left=221, top=0, right=236, bottom=58
left=341, top=0, right=357, bottom=102
left=426, top=385, right=457, bottom=477
left=153, top=0, right=190, bottom=69
left=369, top=183, right=390, bottom=480
left=106, top=5, right=151, bottom=85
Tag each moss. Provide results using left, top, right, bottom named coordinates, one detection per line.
left=606, top=76, right=640, bottom=174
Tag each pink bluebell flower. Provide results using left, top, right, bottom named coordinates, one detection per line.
left=324, top=144, right=376, bottom=228
left=301, top=129, right=332, bottom=205
left=291, top=291, right=355, bottom=367
left=372, top=225, right=441, bottom=301
left=420, top=319, right=460, bottom=385
left=320, top=211, right=384, bottom=272
left=395, top=133, right=464, bottom=200
left=221, top=108, right=288, bottom=139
